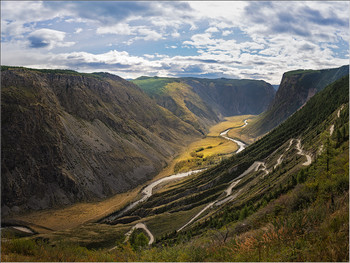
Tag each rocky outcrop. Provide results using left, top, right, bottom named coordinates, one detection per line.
left=1, top=67, right=200, bottom=215
left=247, top=65, right=349, bottom=136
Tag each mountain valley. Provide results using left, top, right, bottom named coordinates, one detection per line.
left=132, top=77, right=275, bottom=134
left=1, top=65, right=349, bottom=262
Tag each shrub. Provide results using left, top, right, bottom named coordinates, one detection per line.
left=129, top=230, right=149, bottom=251
left=5, top=238, right=36, bottom=256
left=195, top=147, right=204, bottom=152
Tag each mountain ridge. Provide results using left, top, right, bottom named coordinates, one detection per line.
left=1, top=67, right=201, bottom=215
left=246, top=65, right=349, bottom=136
left=132, top=76, right=275, bottom=134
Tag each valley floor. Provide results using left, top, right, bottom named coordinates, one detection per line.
left=2, top=100, right=348, bottom=262
left=2, top=115, right=255, bottom=232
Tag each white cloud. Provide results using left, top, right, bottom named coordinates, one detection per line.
left=27, top=28, right=75, bottom=49
left=222, top=30, right=232, bottom=36
left=171, top=31, right=180, bottom=38
left=137, top=28, right=163, bottom=41
left=74, top=28, right=83, bottom=34
left=183, top=33, right=217, bottom=47
left=96, top=23, right=132, bottom=35
left=144, top=54, right=155, bottom=59
left=97, top=23, right=163, bottom=44
left=205, top=27, right=219, bottom=33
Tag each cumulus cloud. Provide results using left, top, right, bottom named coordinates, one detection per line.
left=222, top=30, right=232, bottom=36
left=205, top=27, right=219, bottom=33
left=1, top=1, right=348, bottom=84
left=242, top=1, right=349, bottom=42
left=27, top=29, right=75, bottom=49
left=171, top=31, right=180, bottom=38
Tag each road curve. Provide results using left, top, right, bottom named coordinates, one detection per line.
left=177, top=202, right=216, bottom=232
left=106, top=169, right=206, bottom=221
left=296, top=139, right=312, bottom=166
left=178, top=137, right=312, bottom=231
left=178, top=160, right=267, bottom=231
left=124, top=223, right=154, bottom=245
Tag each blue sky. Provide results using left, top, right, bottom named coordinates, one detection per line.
left=1, top=1, right=349, bottom=84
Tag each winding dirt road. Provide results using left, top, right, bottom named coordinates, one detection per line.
left=296, top=139, right=312, bottom=166
left=106, top=169, right=206, bottom=222
left=109, top=222, right=154, bottom=251
left=178, top=137, right=313, bottom=231
left=124, top=223, right=154, bottom=245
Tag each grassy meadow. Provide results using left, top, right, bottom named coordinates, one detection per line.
left=173, top=114, right=257, bottom=172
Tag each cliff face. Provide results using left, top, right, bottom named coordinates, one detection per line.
left=1, top=68, right=200, bottom=215
left=132, top=77, right=276, bottom=134
left=183, top=78, right=275, bottom=116
left=247, top=65, right=349, bottom=136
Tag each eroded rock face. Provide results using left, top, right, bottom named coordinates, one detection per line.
left=248, top=65, right=349, bottom=136
left=183, top=78, right=276, bottom=117
left=133, top=77, right=276, bottom=135
left=1, top=68, right=200, bottom=215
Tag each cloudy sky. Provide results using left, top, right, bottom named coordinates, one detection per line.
left=1, top=1, right=349, bottom=84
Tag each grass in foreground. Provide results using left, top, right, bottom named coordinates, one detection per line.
left=3, top=122, right=347, bottom=262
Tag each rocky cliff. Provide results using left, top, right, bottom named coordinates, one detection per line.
left=183, top=78, right=275, bottom=116
left=132, top=77, right=275, bottom=134
left=246, top=65, right=349, bottom=136
left=1, top=67, right=200, bottom=215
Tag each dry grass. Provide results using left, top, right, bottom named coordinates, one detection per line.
left=8, top=115, right=258, bottom=234
left=207, top=115, right=256, bottom=136
left=176, top=136, right=236, bottom=161
left=177, top=115, right=258, bottom=161
left=9, top=188, right=143, bottom=232
left=226, top=115, right=258, bottom=144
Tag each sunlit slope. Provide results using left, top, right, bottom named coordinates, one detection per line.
left=132, top=77, right=275, bottom=134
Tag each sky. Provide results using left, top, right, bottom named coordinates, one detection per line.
left=1, top=1, right=349, bottom=84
